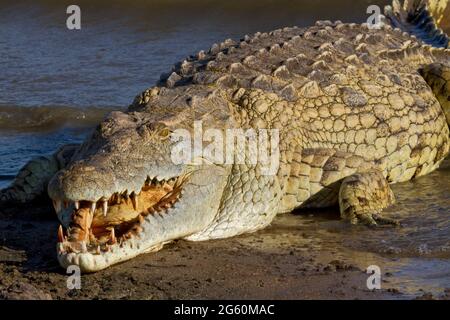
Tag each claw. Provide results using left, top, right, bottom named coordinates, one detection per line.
left=373, top=214, right=400, bottom=226
left=53, top=200, right=62, bottom=213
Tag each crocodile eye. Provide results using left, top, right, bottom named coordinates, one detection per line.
left=158, top=128, right=171, bottom=139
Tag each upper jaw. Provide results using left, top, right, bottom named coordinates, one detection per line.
left=47, top=159, right=183, bottom=203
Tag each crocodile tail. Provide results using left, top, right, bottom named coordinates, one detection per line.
left=384, top=0, right=449, bottom=48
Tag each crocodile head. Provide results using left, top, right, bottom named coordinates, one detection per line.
left=48, top=106, right=232, bottom=272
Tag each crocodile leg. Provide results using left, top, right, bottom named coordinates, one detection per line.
left=281, top=148, right=368, bottom=212
left=0, top=144, right=79, bottom=204
left=281, top=148, right=398, bottom=226
left=339, top=169, right=397, bottom=226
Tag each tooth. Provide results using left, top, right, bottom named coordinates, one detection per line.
left=96, top=246, right=101, bottom=254
left=74, top=201, right=80, bottom=210
left=80, top=241, right=87, bottom=253
left=133, top=225, right=143, bottom=234
left=110, top=228, right=116, bottom=244
left=90, top=202, right=96, bottom=215
left=57, top=243, right=65, bottom=254
left=138, top=215, right=144, bottom=224
left=102, top=201, right=108, bottom=217
left=53, top=200, right=62, bottom=213
left=57, top=225, right=64, bottom=243
left=122, top=191, right=129, bottom=203
left=131, top=193, right=138, bottom=210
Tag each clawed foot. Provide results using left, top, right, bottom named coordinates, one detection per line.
left=339, top=170, right=399, bottom=228
left=349, top=211, right=400, bottom=227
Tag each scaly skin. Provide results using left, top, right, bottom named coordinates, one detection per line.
left=1, top=7, right=450, bottom=272
left=385, top=0, right=449, bottom=47
left=428, top=0, right=450, bottom=32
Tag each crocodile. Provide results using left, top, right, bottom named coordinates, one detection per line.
left=427, top=0, right=450, bottom=32
left=1, top=0, right=449, bottom=272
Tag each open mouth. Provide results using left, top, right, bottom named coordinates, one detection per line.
left=54, top=174, right=189, bottom=255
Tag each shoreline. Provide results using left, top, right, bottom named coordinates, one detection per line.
left=1, top=194, right=449, bottom=300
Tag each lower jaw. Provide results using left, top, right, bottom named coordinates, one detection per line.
left=57, top=238, right=171, bottom=273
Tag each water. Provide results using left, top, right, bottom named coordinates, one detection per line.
left=292, top=159, right=450, bottom=296
left=1, top=0, right=449, bottom=297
